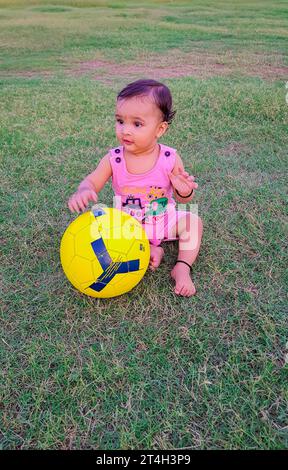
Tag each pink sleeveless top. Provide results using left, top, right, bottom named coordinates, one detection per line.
left=109, top=143, right=177, bottom=225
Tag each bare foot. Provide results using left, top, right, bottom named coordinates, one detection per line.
left=170, top=262, right=196, bottom=297
left=149, top=245, right=164, bottom=271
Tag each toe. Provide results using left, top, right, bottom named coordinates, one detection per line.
left=189, top=286, right=196, bottom=296
left=149, top=262, right=156, bottom=271
left=175, top=284, right=184, bottom=295
left=174, top=285, right=180, bottom=294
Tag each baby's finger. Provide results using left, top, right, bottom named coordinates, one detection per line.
left=91, top=191, right=98, bottom=202
left=87, top=191, right=97, bottom=203
left=178, top=168, right=186, bottom=176
left=72, top=196, right=83, bottom=212
left=77, top=198, right=87, bottom=212
left=177, top=174, right=190, bottom=183
left=168, top=172, right=177, bottom=183
left=68, top=197, right=76, bottom=212
left=81, top=194, right=90, bottom=207
left=69, top=200, right=79, bottom=213
left=185, top=181, right=197, bottom=191
left=68, top=202, right=75, bottom=213
left=72, top=198, right=82, bottom=213
left=179, top=168, right=191, bottom=178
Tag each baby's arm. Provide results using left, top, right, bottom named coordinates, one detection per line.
left=169, top=152, right=198, bottom=203
left=68, top=153, right=112, bottom=213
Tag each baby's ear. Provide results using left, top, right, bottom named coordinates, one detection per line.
left=157, top=121, right=168, bottom=137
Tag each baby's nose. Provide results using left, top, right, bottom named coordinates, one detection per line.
left=123, top=125, right=132, bottom=134
left=123, top=130, right=132, bottom=138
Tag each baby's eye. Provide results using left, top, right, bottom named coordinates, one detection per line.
left=116, top=119, right=124, bottom=124
left=134, top=122, right=142, bottom=127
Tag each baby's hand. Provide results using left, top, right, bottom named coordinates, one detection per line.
left=68, top=189, right=98, bottom=213
left=169, top=168, right=198, bottom=197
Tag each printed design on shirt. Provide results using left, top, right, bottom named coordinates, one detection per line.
left=144, top=186, right=168, bottom=218
left=120, top=186, right=169, bottom=221
left=122, top=186, right=147, bottom=195
left=122, top=195, right=145, bottom=210
left=122, top=195, right=145, bottom=220
left=144, top=197, right=168, bottom=219
left=147, top=186, right=166, bottom=200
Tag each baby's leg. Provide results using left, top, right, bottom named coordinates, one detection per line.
left=168, top=213, right=203, bottom=296
left=142, top=222, right=164, bottom=271
left=149, top=243, right=164, bottom=271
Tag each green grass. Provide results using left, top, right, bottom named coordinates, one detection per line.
left=1, top=0, right=288, bottom=450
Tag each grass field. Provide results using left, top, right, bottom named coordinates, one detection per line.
left=1, top=0, right=287, bottom=450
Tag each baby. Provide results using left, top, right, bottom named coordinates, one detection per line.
left=68, top=79, right=203, bottom=297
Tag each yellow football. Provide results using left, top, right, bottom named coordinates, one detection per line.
left=60, top=207, right=150, bottom=298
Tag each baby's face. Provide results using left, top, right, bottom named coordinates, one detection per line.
left=115, top=95, right=167, bottom=153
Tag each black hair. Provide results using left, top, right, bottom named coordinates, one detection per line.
left=117, top=79, right=176, bottom=125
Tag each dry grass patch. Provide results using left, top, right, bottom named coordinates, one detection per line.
left=69, top=50, right=288, bottom=82
left=4, top=49, right=287, bottom=82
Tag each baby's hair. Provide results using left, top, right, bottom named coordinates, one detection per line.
left=117, top=79, right=176, bottom=125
